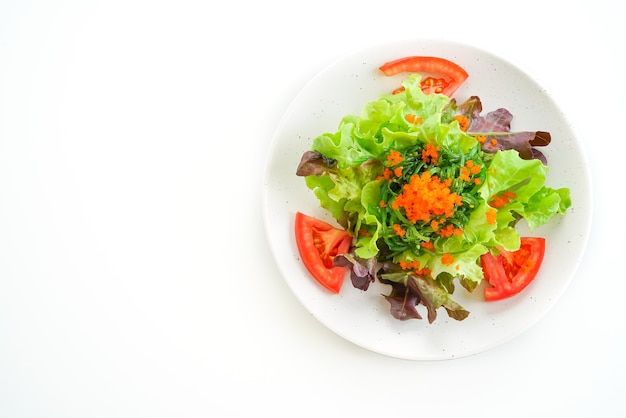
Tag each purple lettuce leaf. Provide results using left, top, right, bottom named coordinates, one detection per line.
left=382, top=279, right=423, bottom=321
left=407, top=275, right=470, bottom=323
left=296, top=150, right=337, bottom=176
left=334, top=253, right=470, bottom=322
left=455, top=96, right=551, bottom=164
left=381, top=273, right=470, bottom=323
left=334, top=253, right=385, bottom=291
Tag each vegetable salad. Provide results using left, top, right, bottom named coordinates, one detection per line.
left=296, top=67, right=570, bottom=323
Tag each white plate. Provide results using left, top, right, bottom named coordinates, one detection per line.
left=262, top=39, right=592, bottom=360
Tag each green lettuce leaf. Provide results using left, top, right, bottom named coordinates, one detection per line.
left=478, top=149, right=572, bottom=231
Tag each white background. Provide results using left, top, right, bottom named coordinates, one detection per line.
left=0, top=1, right=622, bottom=417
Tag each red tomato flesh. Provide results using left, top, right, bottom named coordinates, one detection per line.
left=481, top=237, right=546, bottom=301
left=379, top=56, right=469, bottom=97
left=295, top=212, right=352, bottom=294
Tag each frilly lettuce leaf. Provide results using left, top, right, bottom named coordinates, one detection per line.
left=382, top=273, right=470, bottom=323
left=455, top=95, right=551, bottom=163
left=478, top=150, right=571, bottom=231
left=334, top=253, right=470, bottom=323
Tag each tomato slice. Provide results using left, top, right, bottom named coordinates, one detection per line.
left=295, top=212, right=352, bottom=294
left=481, top=237, right=546, bottom=301
left=379, top=56, right=469, bottom=97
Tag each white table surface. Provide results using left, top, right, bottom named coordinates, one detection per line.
left=0, top=1, right=622, bottom=417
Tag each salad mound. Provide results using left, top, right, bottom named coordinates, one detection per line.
left=296, top=73, right=571, bottom=323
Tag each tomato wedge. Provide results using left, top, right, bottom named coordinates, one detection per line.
left=295, top=212, right=352, bottom=294
left=481, top=237, right=546, bottom=301
left=379, top=56, right=469, bottom=97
